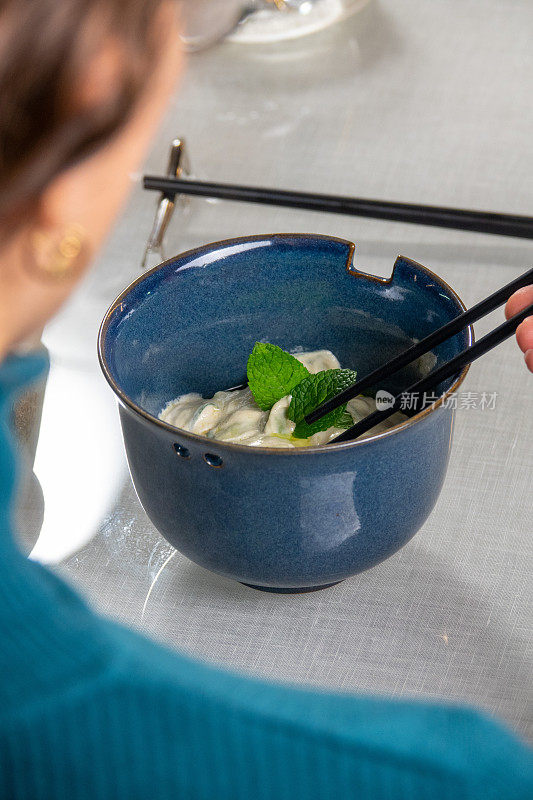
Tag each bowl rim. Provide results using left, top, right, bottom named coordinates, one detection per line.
left=98, top=233, right=473, bottom=455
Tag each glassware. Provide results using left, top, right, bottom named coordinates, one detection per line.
left=229, top=0, right=371, bottom=44
left=179, top=0, right=371, bottom=52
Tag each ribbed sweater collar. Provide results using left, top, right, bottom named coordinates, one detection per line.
left=0, top=352, right=112, bottom=708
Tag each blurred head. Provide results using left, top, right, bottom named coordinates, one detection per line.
left=0, top=0, right=181, bottom=356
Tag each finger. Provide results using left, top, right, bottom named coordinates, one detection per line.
left=516, top=317, right=533, bottom=353
left=505, top=285, right=533, bottom=319
left=525, top=349, right=533, bottom=372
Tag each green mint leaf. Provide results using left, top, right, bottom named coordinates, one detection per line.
left=337, top=410, right=354, bottom=429
left=247, top=343, right=310, bottom=411
left=292, top=408, right=348, bottom=439
left=289, top=369, right=357, bottom=438
left=288, top=369, right=357, bottom=422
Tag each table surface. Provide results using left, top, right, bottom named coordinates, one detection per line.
left=20, top=0, right=533, bottom=740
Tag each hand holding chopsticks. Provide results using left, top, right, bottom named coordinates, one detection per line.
left=331, top=299, right=533, bottom=444
left=300, top=267, right=533, bottom=444
left=505, top=286, right=533, bottom=373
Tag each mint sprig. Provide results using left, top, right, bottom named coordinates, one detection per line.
left=247, top=343, right=310, bottom=411
left=246, top=343, right=357, bottom=439
left=288, top=369, right=357, bottom=438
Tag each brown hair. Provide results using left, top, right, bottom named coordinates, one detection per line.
left=0, top=0, right=167, bottom=232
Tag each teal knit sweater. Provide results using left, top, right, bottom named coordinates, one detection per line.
left=0, top=353, right=531, bottom=800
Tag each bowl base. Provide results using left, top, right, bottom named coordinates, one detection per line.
left=241, top=581, right=341, bottom=593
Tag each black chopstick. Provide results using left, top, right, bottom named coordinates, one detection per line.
left=143, top=176, right=533, bottom=240
left=330, top=302, right=533, bottom=444
left=306, top=265, right=533, bottom=425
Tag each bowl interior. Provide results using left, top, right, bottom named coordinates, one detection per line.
left=101, top=235, right=471, bottom=419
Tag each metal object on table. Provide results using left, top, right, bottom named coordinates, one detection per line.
left=141, top=139, right=191, bottom=271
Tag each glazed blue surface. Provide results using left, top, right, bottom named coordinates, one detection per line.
left=100, top=234, right=472, bottom=591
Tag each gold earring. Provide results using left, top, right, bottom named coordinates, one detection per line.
left=27, top=223, right=87, bottom=281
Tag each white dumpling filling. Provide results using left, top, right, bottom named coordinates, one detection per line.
left=159, top=349, right=408, bottom=448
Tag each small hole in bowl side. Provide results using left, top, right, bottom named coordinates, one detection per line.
left=204, top=453, right=223, bottom=468
left=173, top=443, right=190, bottom=459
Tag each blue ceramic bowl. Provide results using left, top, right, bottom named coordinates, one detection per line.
left=99, top=234, right=472, bottom=592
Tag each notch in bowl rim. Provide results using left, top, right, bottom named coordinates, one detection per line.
left=98, top=233, right=473, bottom=455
